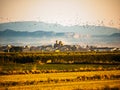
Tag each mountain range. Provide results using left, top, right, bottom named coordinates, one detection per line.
left=0, top=21, right=120, bottom=36
left=0, top=29, right=120, bottom=38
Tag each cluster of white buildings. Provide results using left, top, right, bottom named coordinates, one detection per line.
left=0, top=40, right=120, bottom=52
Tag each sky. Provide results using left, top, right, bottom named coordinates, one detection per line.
left=0, top=0, right=120, bottom=28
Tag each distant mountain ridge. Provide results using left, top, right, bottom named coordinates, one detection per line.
left=0, top=21, right=120, bottom=35
left=0, top=29, right=66, bottom=37
left=110, top=33, right=120, bottom=37
left=0, top=29, right=120, bottom=38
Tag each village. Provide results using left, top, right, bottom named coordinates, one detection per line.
left=0, top=40, right=120, bottom=52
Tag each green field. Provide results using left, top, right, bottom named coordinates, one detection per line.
left=0, top=63, right=120, bottom=73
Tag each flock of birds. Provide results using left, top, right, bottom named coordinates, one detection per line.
left=0, top=17, right=120, bottom=29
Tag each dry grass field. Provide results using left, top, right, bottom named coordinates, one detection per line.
left=1, top=80, right=120, bottom=90
left=0, top=70, right=120, bottom=90
left=0, top=70, right=120, bottom=82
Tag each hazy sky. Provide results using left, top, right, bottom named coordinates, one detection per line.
left=0, top=0, right=120, bottom=28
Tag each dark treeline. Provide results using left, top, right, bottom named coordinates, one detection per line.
left=0, top=52, right=120, bottom=64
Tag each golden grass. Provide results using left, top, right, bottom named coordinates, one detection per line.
left=1, top=80, right=120, bottom=90
left=0, top=70, right=120, bottom=90
left=0, top=70, right=120, bottom=82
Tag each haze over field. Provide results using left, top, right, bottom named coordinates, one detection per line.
left=0, top=0, right=120, bottom=47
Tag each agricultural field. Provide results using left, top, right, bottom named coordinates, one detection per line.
left=0, top=52, right=120, bottom=90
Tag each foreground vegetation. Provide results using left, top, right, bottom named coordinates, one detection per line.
left=0, top=52, right=120, bottom=89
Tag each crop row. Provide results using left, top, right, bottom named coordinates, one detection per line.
left=0, top=66, right=120, bottom=75
left=0, top=74, right=120, bottom=87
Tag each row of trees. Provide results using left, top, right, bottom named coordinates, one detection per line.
left=0, top=52, right=120, bottom=64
